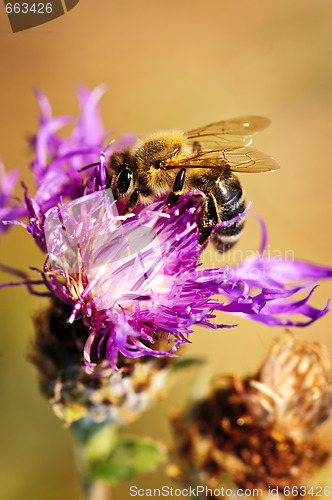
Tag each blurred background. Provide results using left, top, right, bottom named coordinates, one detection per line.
left=1, top=1, right=332, bottom=498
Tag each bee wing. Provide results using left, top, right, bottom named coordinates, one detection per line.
left=165, top=146, right=279, bottom=173
left=185, top=116, right=271, bottom=149
left=223, top=147, right=279, bottom=172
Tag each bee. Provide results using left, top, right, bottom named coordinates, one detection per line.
left=106, top=116, right=279, bottom=252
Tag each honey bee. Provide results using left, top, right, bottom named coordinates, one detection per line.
left=106, top=116, right=279, bottom=252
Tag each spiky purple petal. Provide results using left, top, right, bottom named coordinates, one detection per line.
left=0, top=163, right=26, bottom=232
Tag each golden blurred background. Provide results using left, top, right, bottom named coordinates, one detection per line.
left=1, top=1, right=332, bottom=498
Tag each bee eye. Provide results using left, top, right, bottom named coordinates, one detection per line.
left=117, top=168, right=133, bottom=194
left=153, top=160, right=161, bottom=169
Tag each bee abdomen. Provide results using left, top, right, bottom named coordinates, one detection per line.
left=211, top=185, right=246, bottom=253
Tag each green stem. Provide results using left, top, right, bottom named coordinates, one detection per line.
left=70, top=420, right=118, bottom=500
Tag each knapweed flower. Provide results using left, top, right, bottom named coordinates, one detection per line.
left=171, top=336, right=332, bottom=498
left=1, top=86, right=332, bottom=377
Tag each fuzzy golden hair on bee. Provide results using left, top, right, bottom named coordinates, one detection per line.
left=133, top=130, right=189, bottom=165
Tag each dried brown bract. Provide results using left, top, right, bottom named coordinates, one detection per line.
left=171, top=336, right=332, bottom=498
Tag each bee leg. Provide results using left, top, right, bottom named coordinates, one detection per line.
left=198, top=194, right=219, bottom=246
left=192, top=141, right=201, bottom=154
left=127, top=189, right=140, bottom=212
left=167, top=168, right=186, bottom=205
left=126, top=189, right=151, bottom=212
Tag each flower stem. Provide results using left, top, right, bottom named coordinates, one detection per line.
left=71, top=420, right=118, bottom=500
left=84, top=479, right=111, bottom=500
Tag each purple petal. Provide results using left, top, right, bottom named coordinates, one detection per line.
left=75, top=84, right=108, bottom=145
left=0, top=163, right=27, bottom=233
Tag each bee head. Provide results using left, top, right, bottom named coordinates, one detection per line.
left=106, top=151, right=135, bottom=198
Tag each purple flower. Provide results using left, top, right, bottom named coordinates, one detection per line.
left=1, top=86, right=332, bottom=374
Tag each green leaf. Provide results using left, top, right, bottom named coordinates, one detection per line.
left=88, top=436, right=166, bottom=483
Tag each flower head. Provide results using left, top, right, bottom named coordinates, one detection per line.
left=171, top=336, right=332, bottom=496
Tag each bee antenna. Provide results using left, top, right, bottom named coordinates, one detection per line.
left=78, top=162, right=100, bottom=172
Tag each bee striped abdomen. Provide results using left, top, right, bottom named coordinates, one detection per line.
left=211, top=171, right=246, bottom=253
